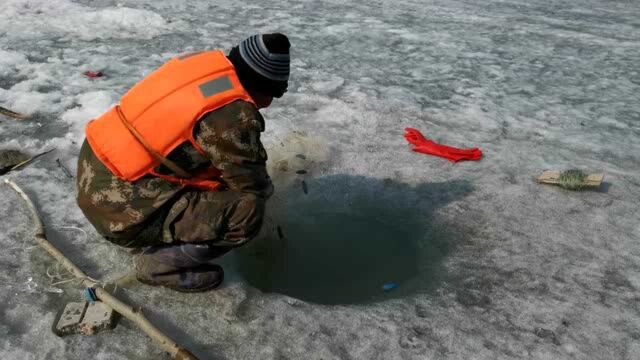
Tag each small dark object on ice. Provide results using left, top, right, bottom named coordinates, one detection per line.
left=275, top=159, right=289, bottom=172
left=415, top=304, right=429, bottom=318
left=0, top=150, right=30, bottom=175
left=56, top=158, right=73, bottom=178
left=83, top=71, right=104, bottom=78
left=0, top=106, right=29, bottom=120
left=277, top=225, right=285, bottom=240
left=301, top=180, right=308, bottom=194
left=534, top=327, right=560, bottom=345
left=0, top=148, right=55, bottom=175
left=296, top=170, right=307, bottom=175
left=295, top=154, right=306, bottom=160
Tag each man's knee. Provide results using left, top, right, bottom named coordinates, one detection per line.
left=224, top=193, right=265, bottom=246
left=168, top=190, right=265, bottom=246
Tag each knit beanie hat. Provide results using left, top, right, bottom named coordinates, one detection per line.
left=227, top=33, right=290, bottom=98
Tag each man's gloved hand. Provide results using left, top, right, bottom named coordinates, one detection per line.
left=404, top=127, right=482, bottom=162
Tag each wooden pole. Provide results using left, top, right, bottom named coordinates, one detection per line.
left=4, top=179, right=199, bottom=360
left=10, top=149, right=56, bottom=172
left=0, top=106, right=29, bottom=120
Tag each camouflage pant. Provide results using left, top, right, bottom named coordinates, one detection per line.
left=108, top=190, right=265, bottom=251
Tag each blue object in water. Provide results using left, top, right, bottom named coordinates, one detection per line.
left=382, top=282, right=398, bottom=291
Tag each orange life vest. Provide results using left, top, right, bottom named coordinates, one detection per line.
left=86, top=50, right=255, bottom=191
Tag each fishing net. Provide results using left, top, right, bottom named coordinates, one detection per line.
left=558, top=169, right=588, bottom=190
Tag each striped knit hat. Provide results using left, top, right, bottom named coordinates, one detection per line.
left=228, top=33, right=290, bottom=98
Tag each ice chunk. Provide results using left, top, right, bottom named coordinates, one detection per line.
left=79, top=301, right=116, bottom=336
left=53, top=301, right=87, bottom=337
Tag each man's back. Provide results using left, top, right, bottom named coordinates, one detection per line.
left=76, top=99, right=272, bottom=247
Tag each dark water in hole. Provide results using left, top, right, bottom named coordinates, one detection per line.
left=259, top=212, right=416, bottom=304
left=234, top=174, right=474, bottom=305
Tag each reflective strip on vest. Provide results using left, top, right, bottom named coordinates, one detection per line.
left=85, top=50, right=255, bottom=183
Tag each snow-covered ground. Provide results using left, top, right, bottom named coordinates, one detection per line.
left=1, top=0, right=639, bottom=359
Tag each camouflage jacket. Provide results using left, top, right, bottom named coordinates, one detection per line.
left=76, top=100, right=273, bottom=242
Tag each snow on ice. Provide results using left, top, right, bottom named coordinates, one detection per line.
left=1, top=0, right=639, bottom=359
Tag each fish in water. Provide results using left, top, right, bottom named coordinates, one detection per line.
left=296, top=170, right=307, bottom=175
left=301, top=180, right=308, bottom=194
left=277, top=225, right=285, bottom=240
left=295, top=154, right=306, bottom=160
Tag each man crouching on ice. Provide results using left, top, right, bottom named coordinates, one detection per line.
left=75, top=34, right=290, bottom=292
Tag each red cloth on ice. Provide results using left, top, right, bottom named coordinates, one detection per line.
left=404, top=127, right=482, bottom=162
left=83, top=71, right=103, bottom=78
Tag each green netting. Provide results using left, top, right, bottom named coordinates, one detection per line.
left=558, top=169, right=588, bottom=190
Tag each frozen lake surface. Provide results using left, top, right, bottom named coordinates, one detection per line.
left=1, top=0, right=639, bottom=359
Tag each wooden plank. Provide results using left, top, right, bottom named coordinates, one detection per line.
left=585, top=173, right=605, bottom=186
left=537, top=170, right=604, bottom=188
left=537, top=170, right=561, bottom=184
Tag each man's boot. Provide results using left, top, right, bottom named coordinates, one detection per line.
left=134, top=243, right=227, bottom=292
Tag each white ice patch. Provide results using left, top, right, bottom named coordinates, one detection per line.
left=69, top=8, right=172, bottom=41
left=61, top=91, right=116, bottom=139
left=1, top=0, right=173, bottom=41
left=310, top=75, right=345, bottom=94
left=1, top=0, right=639, bottom=359
left=0, top=50, right=28, bottom=78
left=0, top=88, right=61, bottom=116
